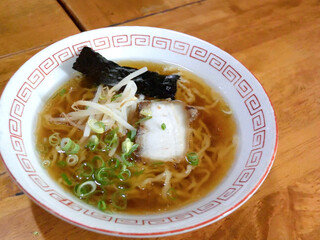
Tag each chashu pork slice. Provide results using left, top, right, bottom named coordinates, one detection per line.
left=136, top=100, right=190, bottom=162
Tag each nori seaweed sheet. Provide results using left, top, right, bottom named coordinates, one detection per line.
left=72, top=47, right=180, bottom=99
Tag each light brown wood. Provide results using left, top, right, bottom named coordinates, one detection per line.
left=0, top=0, right=320, bottom=239
left=59, top=0, right=198, bottom=29
left=0, top=0, right=79, bottom=57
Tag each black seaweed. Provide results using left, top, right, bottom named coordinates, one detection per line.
left=72, top=47, right=180, bottom=99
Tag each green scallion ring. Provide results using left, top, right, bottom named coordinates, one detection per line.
left=78, top=162, right=94, bottom=178
left=75, top=181, right=96, bottom=198
left=41, top=160, right=51, bottom=169
left=111, top=191, right=127, bottom=210
left=48, top=133, right=60, bottom=146
left=91, top=156, right=105, bottom=168
left=61, top=173, right=72, bottom=186
left=108, top=158, right=121, bottom=169
left=186, top=152, right=199, bottom=166
left=66, top=142, right=80, bottom=154
left=94, top=167, right=115, bottom=185
left=97, top=200, right=107, bottom=211
left=127, top=129, right=137, bottom=141
left=118, top=169, right=131, bottom=181
left=60, top=138, right=73, bottom=152
left=66, top=155, right=79, bottom=166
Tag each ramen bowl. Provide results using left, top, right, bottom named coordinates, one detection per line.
left=0, top=26, right=277, bottom=238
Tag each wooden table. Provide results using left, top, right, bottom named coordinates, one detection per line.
left=0, top=0, right=319, bottom=239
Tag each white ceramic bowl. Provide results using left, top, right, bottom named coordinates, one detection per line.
left=0, top=26, right=277, bottom=238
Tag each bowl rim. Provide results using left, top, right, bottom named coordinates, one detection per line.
left=0, top=26, right=278, bottom=237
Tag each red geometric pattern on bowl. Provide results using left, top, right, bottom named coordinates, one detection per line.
left=39, top=57, right=59, bottom=75
left=53, top=47, right=74, bottom=63
left=112, top=35, right=132, bottom=47
left=152, top=36, right=172, bottom=49
left=208, top=53, right=226, bottom=71
left=17, top=82, right=33, bottom=103
left=222, top=65, right=241, bottom=84
left=6, top=33, right=270, bottom=231
left=246, top=150, right=263, bottom=167
left=131, top=34, right=150, bottom=46
left=27, top=69, right=45, bottom=89
left=16, top=154, right=35, bottom=172
left=9, top=118, right=22, bottom=137
left=170, top=41, right=190, bottom=55
left=92, top=37, right=111, bottom=50
left=235, top=79, right=253, bottom=98
left=190, top=46, right=209, bottom=62
left=10, top=99, right=25, bottom=119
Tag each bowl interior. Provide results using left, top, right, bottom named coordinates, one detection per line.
left=0, top=26, right=277, bottom=238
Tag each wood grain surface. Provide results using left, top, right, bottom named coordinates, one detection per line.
left=59, top=0, right=199, bottom=29
left=0, top=0, right=79, bottom=57
left=0, top=0, right=320, bottom=239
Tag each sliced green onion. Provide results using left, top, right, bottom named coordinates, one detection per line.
left=186, top=152, right=199, bottom=166
left=55, top=146, right=62, bottom=152
left=105, top=127, right=119, bottom=137
left=126, top=143, right=139, bottom=157
left=41, top=160, right=51, bottom=169
left=108, top=158, right=121, bottom=169
left=67, top=143, right=80, bottom=154
left=91, top=156, right=105, bottom=168
left=120, top=143, right=139, bottom=167
left=133, top=169, right=144, bottom=176
left=167, top=188, right=177, bottom=200
left=122, top=138, right=133, bottom=154
left=66, top=155, right=79, bottom=166
left=111, top=191, right=127, bottom=210
left=111, top=93, right=122, bottom=102
left=49, top=133, right=60, bottom=146
left=75, top=181, right=96, bottom=198
left=61, top=173, right=72, bottom=186
left=88, top=118, right=105, bottom=134
left=60, top=138, right=79, bottom=154
left=37, top=143, right=48, bottom=154
left=140, top=108, right=152, bottom=117
left=161, top=123, right=166, bottom=130
left=104, top=128, right=119, bottom=151
left=97, top=200, right=107, bottom=211
left=77, top=162, right=94, bottom=178
left=118, top=169, right=131, bottom=181
left=98, top=141, right=107, bottom=152
left=60, top=138, right=73, bottom=151
left=86, top=135, right=99, bottom=151
left=59, top=88, right=66, bottom=96
left=135, top=116, right=152, bottom=126
left=57, top=160, right=67, bottom=168
left=127, top=129, right=136, bottom=141
left=120, top=153, right=134, bottom=167
left=94, top=167, right=115, bottom=185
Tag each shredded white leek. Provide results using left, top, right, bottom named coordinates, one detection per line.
left=108, top=67, right=148, bottom=96
left=83, top=85, right=103, bottom=137
left=50, top=67, right=148, bottom=137
left=73, top=101, right=135, bottom=131
left=66, top=155, right=79, bottom=166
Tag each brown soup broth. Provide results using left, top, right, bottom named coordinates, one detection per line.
left=36, top=61, right=237, bottom=214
